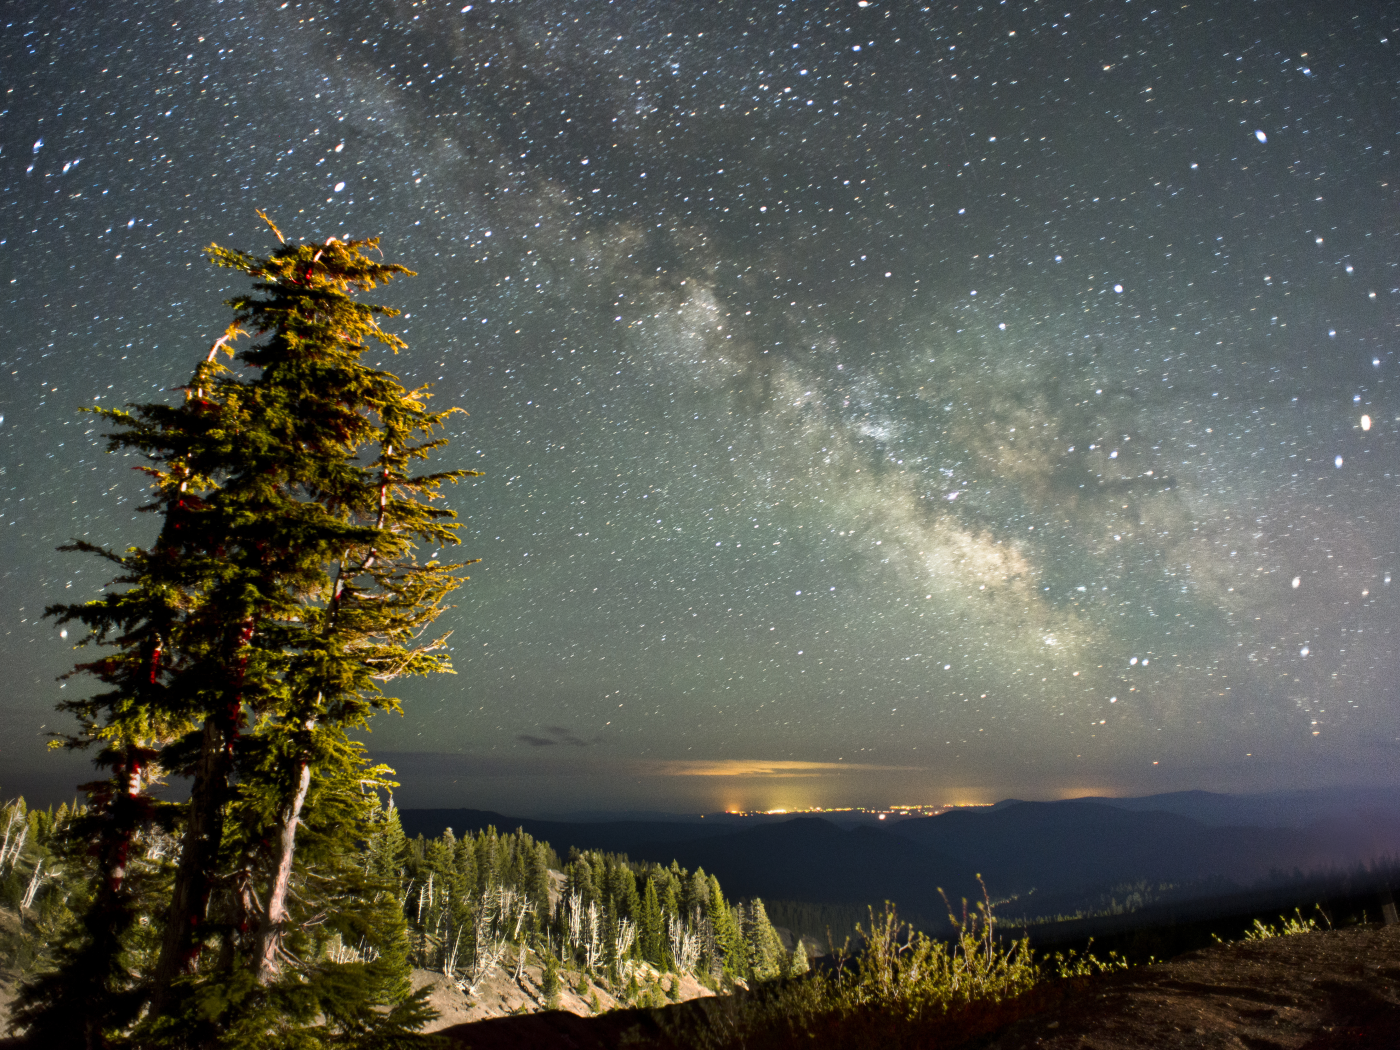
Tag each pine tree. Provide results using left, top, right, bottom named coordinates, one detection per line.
left=18, top=309, right=245, bottom=1047
left=662, top=879, right=680, bottom=927
left=525, top=842, right=552, bottom=924
left=741, top=898, right=785, bottom=982
left=541, top=951, right=562, bottom=1010
left=707, top=875, right=746, bottom=983
left=620, top=866, right=642, bottom=925
left=685, top=868, right=709, bottom=918
left=211, top=223, right=473, bottom=987
left=789, top=937, right=810, bottom=976
left=638, top=877, right=666, bottom=969
left=366, top=797, right=410, bottom=883
left=453, top=834, right=479, bottom=900
left=23, top=217, right=476, bottom=1047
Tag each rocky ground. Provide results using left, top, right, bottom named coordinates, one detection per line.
left=413, top=954, right=717, bottom=1031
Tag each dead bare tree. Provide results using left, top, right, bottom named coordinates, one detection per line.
left=0, top=805, right=23, bottom=872
left=328, top=936, right=380, bottom=965
left=508, top=891, right=534, bottom=941
left=443, top=925, right=464, bottom=978
left=456, top=886, right=529, bottom=997
left=21, top=859, right=46, bottom=910
left=461, top=934, right=508, bottom=997
left=1, top=818, right=27, bottom=874
left=668, top=914, right=700, bottom=976
left=582, top=900, right=604, bottom=972
left=614, top=917, right=637, bottom=985
left=563, top=889, right=583, bottom=956
left=416, top=872, right=435, bottom=924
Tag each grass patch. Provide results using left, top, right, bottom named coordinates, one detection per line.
left=650, top=881, right=1130, bottom=1049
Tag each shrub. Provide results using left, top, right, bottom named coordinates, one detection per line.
left=657, top=884, right=1051, bottom=1049
left=541, top=952, right=562, bottom=1010
left=1046, top=937, right=1135, bottom=978
left=1243, top=907, right=1327, bottom=941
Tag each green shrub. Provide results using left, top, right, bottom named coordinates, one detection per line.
left=1046, top=938, right=1134, bottom=978
left=541, top=952, right=562, bottom=1010
left=1243, top=907, right=1327, bottom=941
left=657, top=884, right=1055, bottom=1049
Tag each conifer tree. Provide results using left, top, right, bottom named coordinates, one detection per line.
left=453, top=834, right=479, bottom=899
left=541, top=951, right=562, bottom=1010
left=24, top=217, right=476, bottom=1047
left=662, top=880, right=680, bottom=926
left=638, top=877, right=666, bottom=968
left=18, top=293, right=247, bottom=1047
left=789, top=937, right=810, bottom=977
left=620, top=866, right=642, bottom=925
left=742, top=898, right=785, bottom=982
left=707, top=875, right=747, bottom=983
left=686, top=868, right=709, bottom=918
left=366, top=798, right=410, bottom=883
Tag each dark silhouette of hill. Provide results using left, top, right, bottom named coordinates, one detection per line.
left=887, top=799, right=1400, bottom=898
left=1076, top=786, right=1400, bottom=829
left=398, top=809, right=979, bottom=920
left=398, top=795, right=1400, bottom=923
left=633, top=817, right=980, bottom=919
left=885, top=801, right=1284, bottom=895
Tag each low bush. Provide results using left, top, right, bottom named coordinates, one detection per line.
left=652, top=881, right=1115, bottom=1049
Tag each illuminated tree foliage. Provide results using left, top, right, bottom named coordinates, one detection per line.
left=19, top=217, right=476, bottom=1048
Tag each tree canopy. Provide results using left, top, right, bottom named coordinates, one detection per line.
left=18, top=220, right=476, bottom=1048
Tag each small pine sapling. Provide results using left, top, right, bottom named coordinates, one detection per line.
left=541, top=951, right=562, bottom=1010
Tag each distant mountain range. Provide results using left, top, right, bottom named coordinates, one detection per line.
left=399, top=787, right=1400, bottom=927
left=1060, top=785, right=1400, bottom=829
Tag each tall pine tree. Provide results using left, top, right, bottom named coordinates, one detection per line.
left=24, top=216, right=476, bottom=1048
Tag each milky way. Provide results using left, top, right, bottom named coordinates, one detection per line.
left=2, top=1, right=1397, bottom=811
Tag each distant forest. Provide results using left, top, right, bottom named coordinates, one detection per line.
left=393, top=808, right=805, bottom=994
left=2, top=793, right=809, bottom=1009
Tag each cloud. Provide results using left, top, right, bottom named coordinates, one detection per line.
left=641, top=759, right=920, bottom=778
left=516, top=726, right=596, bottom=748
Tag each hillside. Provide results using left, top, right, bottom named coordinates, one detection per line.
left=400, top=794, right=1400, bottom=931
left=410, top=956, right=717, bottom=1031
left=423, top=923, right=1400, bottom=1049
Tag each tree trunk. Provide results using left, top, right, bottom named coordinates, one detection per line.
left=253, top=756, right=311, bottom=984
left=150, top=717, right=234, bottom=1011
left=152, top=619, right=254, bottom=1011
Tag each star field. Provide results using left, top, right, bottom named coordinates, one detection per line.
left=2, top=0, right=1397, bottom=811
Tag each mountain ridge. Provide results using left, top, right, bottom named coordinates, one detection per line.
left=398, top=788, right=1400, bottom=924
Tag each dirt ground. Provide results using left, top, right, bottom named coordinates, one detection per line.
left=3, top=923, right=1397, bottom=1047
left=413, top=955, right=716, bottom=1031
left=433, top=924, right=1400, bottom=1049
left=978, top=924, right=1400, bottom=1050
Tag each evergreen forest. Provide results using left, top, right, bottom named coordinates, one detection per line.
left=0, top=792, right=809, bottom=1046
left=2, top=225, right=810, bottom=1048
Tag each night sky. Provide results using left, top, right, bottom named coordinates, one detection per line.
left=3, top=1, right=1398, bottom=814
